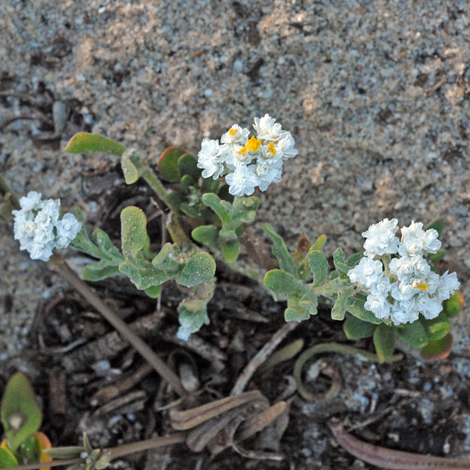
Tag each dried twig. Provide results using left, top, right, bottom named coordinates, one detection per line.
left=230, top=321, right=298, bottom=395
left=329, top=418, right=470, bottom=470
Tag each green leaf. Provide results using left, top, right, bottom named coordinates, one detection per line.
left=396, top=321, right=428, bottom=348
left=158, top=146, right=186, bottom=182
left=333, top=248, right=351, bottom=276
left=221, top=240, right=240, bottom=263
left=343, top=315, right=377, bottom=340
left=177, top=305, right=210, bottom=340
left=264, top=270, right=303, bottom=300
left=178, top=153, right=201, bottom=181
left=1, top=373, right=42, bottom=452
left=331, top=290, right=349, bottom=320
left=0, top=446, right=18, bottom=468
left=424, top=218, right=444, bottom=239
left=151, top=243, right=183, bottom=274
left=421, top=312, right=450, bottom=341
left=181, top=174, right=196, bottom=194
left=145, top=285, right=162, bottom=298
left=202, top=177, right=219, bottom=193
left=307, top=250, right=328, bottom=286
left=192, top=225, right=218, bottom=247
left=285, top=306, right=310, bottom=322
left=299, top=291, right=318, bottom=316
left=264, top=224, right=298, bottom=278
left=82, top=262, right=122, bottom=281
left=310, top=234, right=327, bottom=251
left=64, top=132, right=125, bottom=156
left=202, top=193, right=229, bottom=223
left=121, top=206, right=150, bottom=260
left=118, top=261, right=169, bottom=290
left=443, top=291, right=464, bottom=318
left=345, top=297, right=382, bottom=324
left=18, top=434, right=38, bottom=464
left=92, top=229, right=122, bottom=259
left=428, top=249, right=447, bottom=263
left=373, top=324, right=396, bottom=364
left=420, top=332, right=454, bottom=361
left=176, top=252, right=216, bottom=287
left=121, top=149, right=140, bottom=184
left=347, top=252, right=363, bottom=268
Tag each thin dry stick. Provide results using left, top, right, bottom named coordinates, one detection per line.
left=329, top=418, right=470, bottom=470
left=230, top=321, right=299, bottom=395
left=49, top=254, right=186, bottom=397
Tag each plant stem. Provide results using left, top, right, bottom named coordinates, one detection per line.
left=6, top=433, right=187, bottom=470
left=49, top=254, right=186, bottom=397
left=130, top=154, right=190, bottom=245
left=293, top=342, right=404, bottom=401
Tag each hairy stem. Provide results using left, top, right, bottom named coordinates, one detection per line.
left=49, top=254, right=186, bottom=397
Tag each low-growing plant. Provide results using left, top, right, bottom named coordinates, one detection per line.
left=0, top=114, right=465, bottom=469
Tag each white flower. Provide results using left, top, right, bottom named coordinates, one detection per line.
left=362, top=218, right=399, bottom=258
left=276, top=132, right=298, bottom=160
left=253, top=114, right=284, bottom=141
left=197, top=114, right=297, bottom=196
left=221, top=124, right=250, bottom=145
left=225, top=165, right=259, bottom=196
left=348, top=258, right=384, bottom=289
left=349, top=218, right=460, bottom=325
left=197, top=138, right=224, bottom=179
left=13, top=192, right=81, bottom=262
left=56, top=213, right=82, bottom=248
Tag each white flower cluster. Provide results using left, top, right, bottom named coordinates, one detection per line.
left=13, top=191, right=81, bottom=262
left=348, top=219, right=460, bottom=325
left=197, top=114, right=298, bottom=196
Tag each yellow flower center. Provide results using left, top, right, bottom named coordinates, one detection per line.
left=412, top=280, right=428, bottom=291
left=268, top=142, right=276, bottom=155
left=246, top=136, right=262, bottom=152
left=229, top=128, right=238, bottom=137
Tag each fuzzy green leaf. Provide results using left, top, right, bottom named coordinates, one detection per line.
left=396, top=321, right=428, bottom=348
left=343, top=315, right=377, bottom=340
left=221, top=240, right=240, bottom=263
left=347, top=252, right=363, bottom=268
left=181, top=174, right=196, bottom=194
left=443, top=291, right=464, bottom=318
left=331, top=290, right=349, bottom=320
left=118, top=261, right=169, bottom=290
left=264, top=224, right=298, bottom=277
left=178, top=153, right=201, bottom=181
left=176, top=252, right=216, bottom=288
left=299, top=291, right=318, bottom=316
left=1, top=373, right=42, bottom=452
left=82, top=262, right=122, bottom=281
left=202, top=177, right=219, bottom=193
left=64, top=132, right=125, bottom=156
left=421, top=312, right=450, bottom=341
left=121, top=148, right=140, bottom=184
left=121, top=206, right=150, bottom=260
left=345, top=297, right=383, bottom=324
left=285, top=306, right=310, bottom=322
left=191, top=225, right=219, bottom=247
left=264, top=270, right=303, bottom=300
left=420, top=332, right=454, bottom=361
left=373, top=324, right=396, bottom=364
left=91, top=229, right=123, bottom=259
left=307, top=250, right=328, bottom=286
left=158, top=146, right=186, bottom=182
left=177, top=305, right=210, bottom=340
left=151, top=243, right=182, bottom=273
left=145, top=285, right=162, bottom=298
